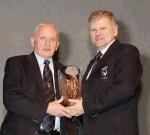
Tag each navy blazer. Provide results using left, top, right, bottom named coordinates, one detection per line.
left=82, top=40, right=143, bottom=135
left=0, top=52, right=66, bottom=135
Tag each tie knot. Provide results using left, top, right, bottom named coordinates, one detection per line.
left=95, top=51, right=102, bottom=58
left=93, top=51, right=102, bottom=61
left=44, top=60, right=50, bottom=65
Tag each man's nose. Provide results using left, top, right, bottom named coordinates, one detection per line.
left=95, top=30, right=101, bottom=35
left=45, top=39, right=50, bottom=46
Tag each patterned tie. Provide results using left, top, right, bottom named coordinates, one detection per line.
left=86, top=51, right=102, bottom=79
left=92, top=51, right=102, bottom=66
left=40, top=60, right=55, bottom=132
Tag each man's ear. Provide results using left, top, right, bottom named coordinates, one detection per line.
left=30, top=37, right=35, bottom=48
left=114, top=24, right=118, bottom=37
left=55, top=41, right=60, bottom=51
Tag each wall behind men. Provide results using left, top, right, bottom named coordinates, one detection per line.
left=0, top=0, right=149, bottom=134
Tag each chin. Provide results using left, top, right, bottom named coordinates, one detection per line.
left=95, top=43, right=104, bottom=47
left=43, top=55, right=52, bottom=59
left=95, top=44, right=107, bottom=49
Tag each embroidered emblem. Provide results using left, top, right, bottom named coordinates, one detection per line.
left=101, top=66, right=108, bottom=79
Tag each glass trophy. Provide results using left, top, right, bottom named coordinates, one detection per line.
left=58, top=65, right=81, bottom=107
left=58, top=65, right=81, bottom=135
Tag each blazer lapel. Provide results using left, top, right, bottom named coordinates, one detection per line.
left=26, top=52, right=44, bottom=96
left=101, top=40, right=120, bottom=61
left=82, top=60, right=94, bottom=82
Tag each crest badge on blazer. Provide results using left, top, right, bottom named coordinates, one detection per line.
left=101, top=66, right=108, bottom=79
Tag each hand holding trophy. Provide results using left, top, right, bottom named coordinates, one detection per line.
left=58, top=65, right=81, bottom=135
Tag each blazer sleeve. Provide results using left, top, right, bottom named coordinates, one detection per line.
left=3, top=57, right=47, bottom=124
left=83, top=46, right=143, bottom=115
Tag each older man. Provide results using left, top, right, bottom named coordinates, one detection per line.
left=0, top=23, right=71, bottom=135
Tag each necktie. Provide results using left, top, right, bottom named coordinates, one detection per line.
left=43, top=60, right=55, bottom=104
left=41, top=60, right=55, bottom=132
left=86, top=51, right=102, bottom=79
left=92, top=51, right=102, bottom=66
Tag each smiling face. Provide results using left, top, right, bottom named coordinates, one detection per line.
left=89, top=16, right=118, bottom=49
left=31, top=24, right=59, bottom=59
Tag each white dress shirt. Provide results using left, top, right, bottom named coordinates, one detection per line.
left=34, top=52, right=60, bottom=131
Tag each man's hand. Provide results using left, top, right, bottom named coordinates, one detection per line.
left=46, top=97, right=72, bottom=118
left=67, top=98, right=84, bottom=116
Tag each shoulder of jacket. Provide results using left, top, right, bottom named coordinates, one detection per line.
left=6, top=54, right=29, bottom=64
left=117, top=42, right=139, bottom=54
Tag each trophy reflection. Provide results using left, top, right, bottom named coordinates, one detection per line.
left=58, top=65, right=81, bottom=135
left=58, top=65, right=81, bottom=107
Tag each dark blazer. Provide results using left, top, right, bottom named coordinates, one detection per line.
left=0, top=52, right=66, bottom=135
left=82, top=40, right=143, bottom=135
